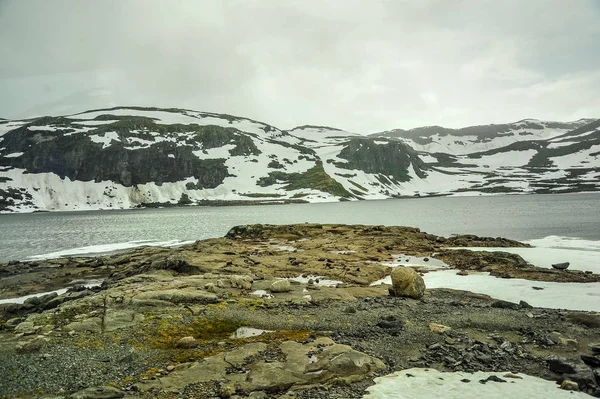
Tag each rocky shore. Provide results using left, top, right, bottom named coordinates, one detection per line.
left=0, top=224, right=599, bottom=398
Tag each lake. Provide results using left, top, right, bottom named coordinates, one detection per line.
left=1, top=193, right=599, bottom=262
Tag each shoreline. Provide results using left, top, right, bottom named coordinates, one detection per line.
left=2, top=190, right=600, bottom=216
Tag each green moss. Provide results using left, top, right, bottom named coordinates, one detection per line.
left=348, top=180, right=367, bottom=192
left=257, top=161, right=352, bottom=198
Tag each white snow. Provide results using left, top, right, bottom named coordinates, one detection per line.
left=381, top=254, right=449, bottom=269
left=73, top=120, right=119, bottom=126
left=28, top=125, right=61, bottom=132
left=3, top=152, right=24, bottom=158
left=28, top=239, right=194, bottom=260
left=463, top=150, right=537, bottom=168
left=68, top=108, right=284, bottom=137
left=89, top=131, right=120, bottom=149
left=550, top=144, right=600, bottom=169
left=250, top=290, right=273, bottom=299
left=230, top=327, right=271, bottom=338
left=192, top=144, right=235, bottom=159
left=0, top=121, right=26, bottom=136
left=372, top=269, right=600, bottom=311
left=363, top=368, right=590, bottom=399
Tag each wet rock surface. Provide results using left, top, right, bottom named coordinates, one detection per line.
left=0, top=224, right=599, bottom=398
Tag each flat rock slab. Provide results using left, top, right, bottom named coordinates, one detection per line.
left=135, top=337, right=385, bottom=395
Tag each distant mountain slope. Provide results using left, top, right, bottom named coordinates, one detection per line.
left=0, top=107, right=598, bottom=212
left=370, top=119, right=596, bottom=154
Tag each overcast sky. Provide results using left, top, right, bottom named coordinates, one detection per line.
left=0, top=0, right=599, bottom=133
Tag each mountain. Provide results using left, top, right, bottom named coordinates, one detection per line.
left=0, top=106, right=598, bottom=212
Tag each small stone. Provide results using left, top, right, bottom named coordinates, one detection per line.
left=456, top=270, right=469, bottom=276
left=445, top=337, right=457, bottom=345
left=532, top=286, right=544, bottom=290
left=560, top=380, right=579, bottom=391
left=377, top=315, right=404, bottom=330
left=216, top=279, right=226, bottom=288
left=342, top=305, right=357, bottom=314
left=551, top=262, right=570, bottom=270
left=429, top=323, right=451, bottom=334
left=204, top=283, right=216, bottom=293
left=175, top=336, right=198, bottom=349
left=269, top=280, right=292, bottom=293
left=526, top=312, right=534, bottom=318
left=503, top=373, right=522, bottom=379
left=166, top=365, right=175, bottom=372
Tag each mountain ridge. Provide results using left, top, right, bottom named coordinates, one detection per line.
left=0, top=106, right=598, bottom=213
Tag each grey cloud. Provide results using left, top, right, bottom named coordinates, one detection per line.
left=0, top=0, right=599, bottom=132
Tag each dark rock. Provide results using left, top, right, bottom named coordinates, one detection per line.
left=552, top=262, right=570, bottom=270
left=519, top=300, right=533, bottom=309
left=564, top=364, right=598, bottom=392
left=376, top=315, right=404, bottom=330
left=547, top=356, right=576, bottom=374
left=479, top=375, right=506, bottom=384
left=491, top=300, right=520, bottom=310
left=590, top=343, right=600, bottom=354
left=567, top=313, right=600, bottom=328
left=42, top=296, right=67, bottom=310
left=581, top=355, right=600, bottom=368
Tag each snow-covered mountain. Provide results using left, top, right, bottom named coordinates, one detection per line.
left=0, top=106, right=598, bottom=212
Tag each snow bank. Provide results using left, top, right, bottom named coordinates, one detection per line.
left=363, top=368, right=589, bottom=399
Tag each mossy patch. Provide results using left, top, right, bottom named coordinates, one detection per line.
left=257, top=161, right=352, bottom=198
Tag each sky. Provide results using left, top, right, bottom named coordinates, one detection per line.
left=0, top=0, right=599, bottom=133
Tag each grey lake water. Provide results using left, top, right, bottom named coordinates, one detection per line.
left=1, top=193, right=600, bottom=262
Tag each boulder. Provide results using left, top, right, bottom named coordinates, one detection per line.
left=176, top=336, right=198, bottom=349
left=389, top=267, right=425, bottom=299
left=269, top=280, right=292, bottom=293
left=547, top=356, right=576, bottom=374
left=15, top=335, right=48, bottom=353
left=552, top=262, right=570, bottom=270
left=14, top=321, right=38, bottom=335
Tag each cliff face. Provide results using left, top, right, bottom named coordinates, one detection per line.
left=0, top=107, right=598, bottom=212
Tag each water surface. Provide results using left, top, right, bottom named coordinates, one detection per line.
left=1, top=193, right=599, bottom=261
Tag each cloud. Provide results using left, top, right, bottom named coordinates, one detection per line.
left=0, top=0, right=599, bottom=132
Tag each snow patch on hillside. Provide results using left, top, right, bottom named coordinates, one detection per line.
left=550, top=144, right=600, bottom=169
left=89, top=132, right=120, bottom=149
